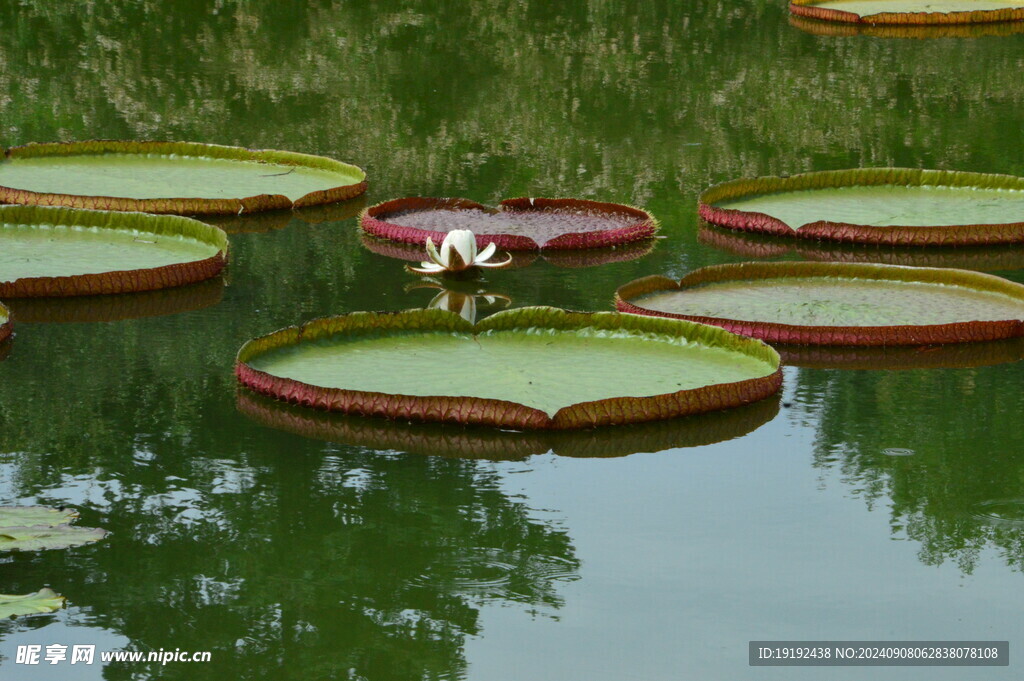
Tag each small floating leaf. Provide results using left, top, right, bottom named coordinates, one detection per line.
left=0, top=505, right=108, bottom=552
left=0, top=506, right=79, bottom=528
left=0, top=589, right=66, bottom=619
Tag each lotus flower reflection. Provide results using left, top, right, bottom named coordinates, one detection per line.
left=407, top=229, right=512, bottom=275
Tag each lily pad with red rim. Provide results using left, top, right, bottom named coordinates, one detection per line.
left=0, top=205, right=227, bottom=297
left=361, top=197, right=658, bottom=251
left=0, top=300, right=10, bottom=345
left=789, top=0, right=1024, bottom=24
left=235, top=307, right=781, bottom=430
left=616, top=262, right=1024, bottom=346
left=0, top=141, right=367, bottom=215
left=699, top=169, right=1024, bottom=246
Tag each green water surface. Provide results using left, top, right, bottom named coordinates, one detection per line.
left=2, top=3, right=1024, bottom=681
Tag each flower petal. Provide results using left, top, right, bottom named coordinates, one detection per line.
left=475, top=242, right=498, bottom=264
left=406, top=262, right=446, bottom=274
left=474, top=253, right=514, bottom=269
left=425, top=238, right=446, bottom=268
left=447, top=230, right=476, bottom=269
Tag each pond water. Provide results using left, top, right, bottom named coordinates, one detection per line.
left=1, top=2, right=1024, bottom=680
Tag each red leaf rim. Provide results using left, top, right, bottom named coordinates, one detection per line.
left=360, top=196, right=658, bottom=251
left=0, top=301, right=11, bottom=345
left=789, top=0, right=1024, bottom=24
left=236, top=389, right=780, bottom=459
left=615, top=262, right=1024, bottom=346
left=698, top=168, right=1024, bottom=246
left=789, top=12, right=1024, bottom=36
left=0, top=141, right=368, bottom=216
left=235, top=307, right=782, bottom=431
left=0, top=205, right=229, bottom=298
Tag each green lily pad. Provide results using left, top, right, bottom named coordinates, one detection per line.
left=0, top=505, right=108, bottom=552
left=236, top=307, right=781, bottom=430
left=700, top=169, right=1024, bottom=246
left=0, top=205, right=227, bottom=298
left=0, top=141, right=367, bottom=215
left=790, top=0, right=1024, bottom=23
left=616, top=262, right=1024, bottom=346
left=0, top=506, right=79, bottom=528
left=0, top=589, right=66, bottom=619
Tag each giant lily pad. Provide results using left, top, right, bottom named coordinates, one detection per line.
left=236, top=307, right=781, bottom=430
left=0, top=589, right=66, bottom=619
left=789, top=0, right=1024, bottom=24
left=616, top=262, right=1024, bottom=346
left=699, top=169, right=1024, bottom=246
left=0, top=141, right=367, bottom=215
left=0, top=505, right=108, bottom=552
left=238, top=390, right=779, bottom=459
left=0, top=205, right=227, bottom=297
left=361, top=197, right=658, bottom=251
left=0, top=300, right=10, bottom=345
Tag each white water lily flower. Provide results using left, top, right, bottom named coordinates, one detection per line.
left=407, top=229, right=512, bottom=274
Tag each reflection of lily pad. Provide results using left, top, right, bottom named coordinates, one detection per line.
left=0, top=205, right=227, bottom=298
left=204, top=195, right=369, bottom=234
left=776, top=337, right=1024, bottom=369
left=698, top=222, right=1024, bottom=272
left=0, top=141, right=367, bottom=215
left=4, top=278, right=224, bottom=324
left=700, top=169, right=1024, bottom=246
left=236, top=307, right=781, bottom=430
left=361, top=197, right=658, bottom=251
left=0, top=300, right=10, bottom=345
left=0, top=589, right=66, bottom=619
left=789, top=12, right=1024, bottom=36
left=237, top=390, right=780, bottom=459
left=0, top=505, right=108, bottom=552
left=616, top=262, right=1024, bottom=346
left=789, top=0, right=1024, bottom=25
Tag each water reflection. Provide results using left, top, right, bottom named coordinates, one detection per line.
left=4, top=278, right=225, bottom=324
left=699, top=222, right=1024, bottom=271
left=237, top=390, right=780, bottom=459
left=791, top=364, right=1024, bottom=573
left=406, top=277, right=513, bottom=324
left=204, top=196, right=367, bottom=235
left=777, top=337, right=1024, bottom=370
